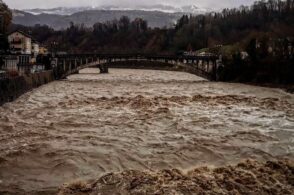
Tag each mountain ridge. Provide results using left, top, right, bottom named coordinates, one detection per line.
left=12, top=9, right=188, bottom=29
left=22, top=4, right=211, bottom=15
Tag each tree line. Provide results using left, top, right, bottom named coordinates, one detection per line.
left=0, top=1, right=12, bottom=53
left=7, top=0, right=293, bottom=54
left=3, top=0, right=294, bottom=85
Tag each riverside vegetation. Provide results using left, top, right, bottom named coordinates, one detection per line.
left=3, top=0, right=294, bottom=86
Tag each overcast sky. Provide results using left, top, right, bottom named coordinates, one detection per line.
left=4, top=0, right=256, bottom=10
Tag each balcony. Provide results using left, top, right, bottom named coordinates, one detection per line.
left=10, top=40, right=22, bottom=44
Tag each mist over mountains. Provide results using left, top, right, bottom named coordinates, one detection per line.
left=11, top=4, right=211, bottom=29
left=12, top=10, right=182, bottom=29
left=22, top=4, right=211, bottom=15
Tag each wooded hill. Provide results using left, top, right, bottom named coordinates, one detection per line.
left=8, top=0, right=294, bottom=54
left=5, top=0, right=294, bottom=85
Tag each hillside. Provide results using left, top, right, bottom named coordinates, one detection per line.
left=23, top=5, right=210, bottom=15
left=12, top=9, right=184, bottom=29
left=10, top=0, right=293, bottom=85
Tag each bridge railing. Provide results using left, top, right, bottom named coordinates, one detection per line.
left=54, top=53, right=219, bottom=80
left=56, top=53, right=219, bottom=61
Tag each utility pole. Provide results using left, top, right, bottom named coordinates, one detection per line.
left=0, top=14, right=7, bottom=70
left=0, top=15, right=5, bottom=54
left=0, top=15, right=4, bottom=34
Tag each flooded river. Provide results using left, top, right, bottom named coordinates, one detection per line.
left=0, top=68, right=293, bottom=194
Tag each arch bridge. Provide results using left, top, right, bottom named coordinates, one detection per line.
left=52, top=54, right=220, bottom=80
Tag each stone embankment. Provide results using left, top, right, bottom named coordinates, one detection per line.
left=0, top=71, right=54, bottom=105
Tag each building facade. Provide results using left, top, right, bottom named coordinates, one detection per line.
left=32, top=40, right=40, bottom=56
left=8, top=30, right=32, bottom=54
left=1, top=54, right=32, bottom=75
left=39, top=46, right=48, bottom=55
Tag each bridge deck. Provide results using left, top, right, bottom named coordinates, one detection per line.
left=52, top=53, right=220, bottom=81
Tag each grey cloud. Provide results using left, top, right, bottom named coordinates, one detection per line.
left=4, top=0, right=256, bottom=10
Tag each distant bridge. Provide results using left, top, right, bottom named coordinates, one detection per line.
left=52, top=54, right=220, bottom=80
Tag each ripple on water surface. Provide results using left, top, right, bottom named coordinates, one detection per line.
left=0, top=68, right=293, bottom=193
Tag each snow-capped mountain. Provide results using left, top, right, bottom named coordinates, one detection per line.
left=12, top=9, right=183, bottom=29
left=23, top=7, right=94, bottom=15
left=13, top=4, right=212, bottom=30
left=23, top=4, right=211, bottom=16
left=181, top=5, right=212, bottom=14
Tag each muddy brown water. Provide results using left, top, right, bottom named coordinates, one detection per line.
left=0, top=68, right=293, bottom=193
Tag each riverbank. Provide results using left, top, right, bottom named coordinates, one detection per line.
left=0, top=71, right=54, bottom=106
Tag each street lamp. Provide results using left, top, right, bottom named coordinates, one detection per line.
left=50, top=41, right=59, bottom=57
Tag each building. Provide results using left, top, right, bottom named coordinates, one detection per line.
left=8, top=30, right=32, bottom=54
left=0, top=70, right=8, bottom=79
left=39, top=46, right=48, bottom=55
left=1, top=55, right=18, bottom=71
left=1, top=54, right=31, bottom=75
left=240, top=51, right=249, bottom=60
left=32, top=40, right=40, bottom=57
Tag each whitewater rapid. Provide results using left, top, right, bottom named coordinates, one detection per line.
left=0, top=68, right=293, bottom=193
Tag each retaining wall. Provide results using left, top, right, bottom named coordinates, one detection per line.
left=0, top=71, right=54, bottom=106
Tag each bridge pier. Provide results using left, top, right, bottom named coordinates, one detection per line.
left=99, top=64, right=109, bottom=74
left=74, top=59, right=78, bottom=69
left=72, top=70, right=79, bottom=74
left=66, top=60, right=70, bottom=72
left=212, top=60, right=217, bottom=81
left=63, top=59, right=66, bottom=72
left=70, top=60, right=74, bottom=71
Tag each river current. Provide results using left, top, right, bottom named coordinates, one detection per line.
left=0, top=68, right=293, bottom=193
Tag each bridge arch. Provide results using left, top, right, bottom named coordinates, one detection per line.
left=52, top=54, right=220, bottom=81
